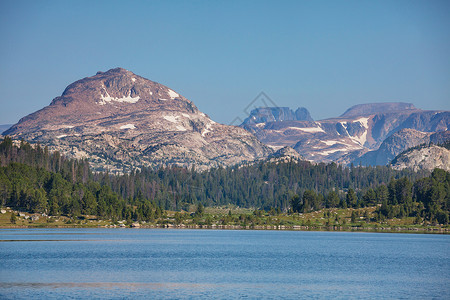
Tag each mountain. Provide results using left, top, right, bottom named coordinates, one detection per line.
left=0, top=124, right=12, bottom=135
left=391, top=143, right=450, bottom=172
left=242, top=107, right=313, bottom=125
left=340, top=102, right=417, bottom=118
left=4, top=68, right=272, bottom=172
left=241, top=103, right=449, bottom=164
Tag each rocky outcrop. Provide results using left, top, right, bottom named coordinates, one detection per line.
left=268, top=146, right=304, bottom=162
left=353, top=130, right=450, bottom=166
left=391, top=144, right=450, bottom=172
left=4, top=68, right=272, bottom=172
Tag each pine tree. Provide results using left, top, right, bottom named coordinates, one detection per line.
left=10, top=212, right=16, bottom=224
left=346, top=188, right=358, bottom=208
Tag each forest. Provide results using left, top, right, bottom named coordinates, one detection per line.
left=0, top=136, right=449, bottom=225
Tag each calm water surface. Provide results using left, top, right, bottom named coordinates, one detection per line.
left=0, top=229, right=449, bottom=299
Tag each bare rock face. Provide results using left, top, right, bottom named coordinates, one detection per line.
left=4, top=68, right=272, bottom=172
left=353, top=130, right=450, bottom=166
left=241, top=102, right=449, bottom=165
left=391, top=144, right=450, bottom=172
left=352, top=128, right=432, bottom=166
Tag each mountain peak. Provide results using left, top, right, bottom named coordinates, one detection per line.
left=241, top=107, right=313, bottom=125
left=107, top=67, right=129, bottom=73
left=53, top=68, right=192, bottom=111
left=97, top=67, right=132, bottom=75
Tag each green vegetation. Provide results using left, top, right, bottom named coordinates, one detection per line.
left=95, top=157, right=427, bottom=211
left=0, top=137, right=163, bottom=223
left=0, top=136, right=448, bottom=231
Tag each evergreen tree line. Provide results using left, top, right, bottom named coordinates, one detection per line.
left=95, top=159, right=427, bottom=211
left=0, top=137, right=163, bottom=222
left=1, top=136, right=448, bottom=224
left=289, top=169, right=450, bottom=224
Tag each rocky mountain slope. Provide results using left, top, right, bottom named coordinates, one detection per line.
left=4, top=68, right=272, bottom=172
left=353, top=129, right=450, bottom=166
left=241, top=103, right=449, bottom=165
left=391, top=143, right=450, bottom=172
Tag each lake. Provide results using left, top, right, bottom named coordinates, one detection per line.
left=0, top=229, right=449, bottom=299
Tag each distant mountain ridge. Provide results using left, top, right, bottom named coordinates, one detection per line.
left=340, top=102, right=417, bottom=117
left=3, top=68, right=449, bottom=170
left=240, top=103, right=449, bottom=165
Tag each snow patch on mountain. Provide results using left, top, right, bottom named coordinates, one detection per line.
left=168, top=89, right=179, bottom=99
left=202, top=122, right=213, bottom=137
left=163, top=115, right=179, bottom=123
left=290, top=126, right=325, bottom=133
left=322, top=140, right=339, bottom=146
left=120, top=124, right=136, bottom=130
left=99, top=88, right=140, bottom=105
left=350, top=117, right=370, bottom=146
left=318, top=148, right=343, bottom=156
left=355, top=117, right=370, bottom=128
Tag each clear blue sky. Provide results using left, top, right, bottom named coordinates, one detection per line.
left=0, top=0, right=449, bottom=125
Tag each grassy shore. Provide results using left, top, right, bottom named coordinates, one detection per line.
left=1, top=206, right=449, bottom=234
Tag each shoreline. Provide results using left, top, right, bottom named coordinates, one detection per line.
left=1, top=224, right=448, bottom=234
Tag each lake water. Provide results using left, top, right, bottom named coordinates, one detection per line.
left=0, top=229, right=449, bottom=299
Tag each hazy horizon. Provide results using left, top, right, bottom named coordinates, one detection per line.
left=1, top=0, right=449, bottom=125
